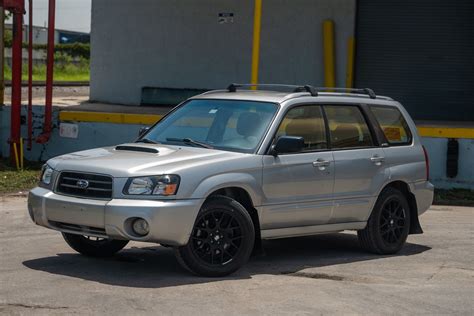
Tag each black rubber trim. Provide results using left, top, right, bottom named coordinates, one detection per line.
left=360, top=103, right=388, bottom=147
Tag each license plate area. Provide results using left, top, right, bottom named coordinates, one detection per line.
left=45, top=195, right=106, bottom=228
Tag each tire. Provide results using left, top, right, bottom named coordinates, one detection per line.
left=175, top=195, right=255, bottom=277
left=358, top=187, right=411, bottom=254
left=62, top=233, right=129, bottom=257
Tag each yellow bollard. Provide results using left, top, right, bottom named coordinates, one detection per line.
left=251, top=0, right=263, bottom=90
left=345, top=37, right=355, bottom=88
left=20, top=137, right=24, bottom=170
left=13, top=143, right=20, bottom=171
left=323, top=20, right=336, bottom=89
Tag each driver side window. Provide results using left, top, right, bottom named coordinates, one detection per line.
left=276, top=105, right=327, bottom=152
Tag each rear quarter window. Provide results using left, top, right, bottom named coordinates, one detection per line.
left=370, top=106, right=412, bottom=145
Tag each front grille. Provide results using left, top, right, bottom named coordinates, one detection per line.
left=56, top=172, right=113, bottom=199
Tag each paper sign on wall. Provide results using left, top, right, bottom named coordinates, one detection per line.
left=218, top=13, right=234, bottom=24
left=59, top=123, right=79, bottom=139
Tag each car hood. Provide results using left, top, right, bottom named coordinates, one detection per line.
left=47, top=143, right=246, bottom=177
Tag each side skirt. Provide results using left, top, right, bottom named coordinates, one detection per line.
left=261, top=221, right=367, bottom=240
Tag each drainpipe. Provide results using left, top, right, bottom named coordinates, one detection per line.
left=36, top=0, right=54, bottom=144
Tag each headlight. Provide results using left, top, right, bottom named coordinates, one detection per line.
left=40, top=165, right=54, bottom=185
left=124, top=175, right=180, bottom=196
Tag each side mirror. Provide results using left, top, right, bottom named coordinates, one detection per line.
left=138, top=127, right=150, bottom=137
left=271, top=136, right=304, bottom=156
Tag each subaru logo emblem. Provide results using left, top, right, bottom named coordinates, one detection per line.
left=76, top=179, right=89, bottom=189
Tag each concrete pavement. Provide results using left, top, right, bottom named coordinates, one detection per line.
left=0, top=196, right=473, bottom=315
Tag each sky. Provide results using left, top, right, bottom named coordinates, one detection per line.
left=20, top=0, right=91, bottom=33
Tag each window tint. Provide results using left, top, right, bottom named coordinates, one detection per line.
left=324, top=105, right=373, bottom=148
left=276, top=105, right=327, bottom=152
left=370, top=106, right=412, bottom=145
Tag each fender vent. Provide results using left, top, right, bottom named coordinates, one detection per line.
left=115, top=145, right=159, bottom=154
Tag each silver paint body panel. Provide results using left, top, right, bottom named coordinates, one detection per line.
left=28, top=90, right=433, bottom=245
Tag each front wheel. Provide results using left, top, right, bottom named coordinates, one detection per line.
left=358, top=187, right=411, bottom=254
left=62, top=233, right=129, bottom=257
left=175, top=196, right=255, bottom=277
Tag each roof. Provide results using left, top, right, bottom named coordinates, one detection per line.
left=192, top=89, right=394, bottom=104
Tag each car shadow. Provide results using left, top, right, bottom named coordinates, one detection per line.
left=22, top=233, right=431, bottom=289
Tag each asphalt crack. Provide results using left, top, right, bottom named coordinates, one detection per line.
left=0, top=303, right=69, bottom=310
left=280, top=271, right=346, bottom=281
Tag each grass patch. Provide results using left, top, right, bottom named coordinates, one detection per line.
left=4, top=64, right=90, bottom=82
left=0, top=159, right=42, bottom=195
left=4, top=55, right=90, bottom=82
left=434, top=189, right=474, bottom=207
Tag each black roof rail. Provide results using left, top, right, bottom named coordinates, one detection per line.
left=226, top=84, right=377, bottom=99
left=227, top=83, right=318, bottom=97
left=314, top=87, right=377, bottom=99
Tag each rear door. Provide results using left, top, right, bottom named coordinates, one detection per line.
left=261, top=104, right=334, bottom=229
left=324, top=105, right=387, bottom=223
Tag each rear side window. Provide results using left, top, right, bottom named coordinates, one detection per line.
left=370, top=106, right=412, bottom=145
left=324, top=105, right=374, bottom=149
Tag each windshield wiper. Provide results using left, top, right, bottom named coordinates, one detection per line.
left=135, top=138, right=159, bottom=144
left=166, top=137, right=213, bottom=149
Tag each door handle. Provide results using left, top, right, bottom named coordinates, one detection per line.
left=313, top=159, right=330, bottom=170
left=370, top=155, right=385, bottom=165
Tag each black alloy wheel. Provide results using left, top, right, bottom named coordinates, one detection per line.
left=379, top=198, right=407, bottom=245
left=190, top=209, right=243, bottom=265
left=358, top=187, right=411, bottom=254
left=175, top=195, right=255, bottom=277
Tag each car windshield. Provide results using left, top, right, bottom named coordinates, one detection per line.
left=141, top=99, right=278, bottom=153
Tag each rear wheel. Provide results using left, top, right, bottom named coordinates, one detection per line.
left=175, top=196, right=255, bottom=277
left=358, top=187, right=411, bottom=254
left=62, top=233, right=129, bottom=257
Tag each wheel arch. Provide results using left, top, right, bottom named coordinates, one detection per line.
left=207, top=186, right=263, bottom=254
left=378, top=180, right=423, bottom=235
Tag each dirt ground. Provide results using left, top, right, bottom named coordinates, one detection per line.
left=4, top=85, right=89, bottom=101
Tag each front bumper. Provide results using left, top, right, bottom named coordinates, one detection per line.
left=28, top=187, right=203, bottom=246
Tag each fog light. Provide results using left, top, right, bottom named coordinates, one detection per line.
left=132, top=218, right=149, bottom=236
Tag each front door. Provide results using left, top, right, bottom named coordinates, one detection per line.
left=261, top=105, right=334, bottom=230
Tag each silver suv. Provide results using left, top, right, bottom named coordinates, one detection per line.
left=28, top=84, right=434, bottom=276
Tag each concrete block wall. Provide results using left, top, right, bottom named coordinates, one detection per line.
left=90, top=0, right=356, bottom=105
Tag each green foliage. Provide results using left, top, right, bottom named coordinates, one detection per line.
left=0, top=159, right=42, bottom=194
left=54, top=43, right=90, bottom=59
left=434, top=189, right=474, bottom=207
left=3, top=28, right=12, bottom=46
left=4, top=57, right=90, bottom=82
left=3, top=38, right=90, bottom=59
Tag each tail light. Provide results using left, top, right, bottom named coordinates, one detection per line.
left=422, top=145, right=430, bottom=181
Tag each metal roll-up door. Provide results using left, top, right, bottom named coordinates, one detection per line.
left=355, top=0, right=474, bottom=121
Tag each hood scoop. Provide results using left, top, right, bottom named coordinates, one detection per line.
left=115, top=145, right=159, bottom=154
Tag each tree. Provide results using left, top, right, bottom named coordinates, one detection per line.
left=4, top=10, right=13, bottom=20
